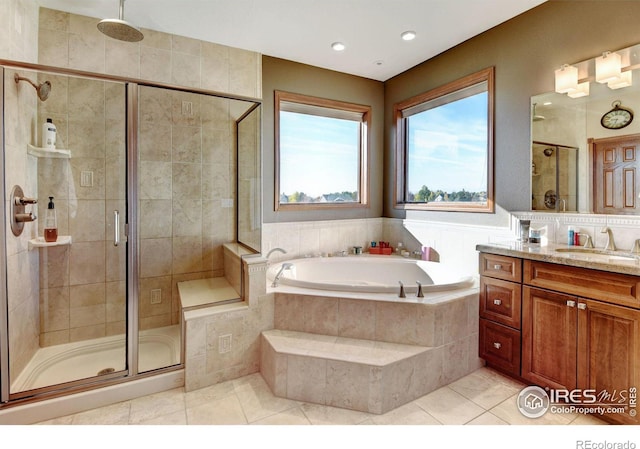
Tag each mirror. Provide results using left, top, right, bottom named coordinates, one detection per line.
left=531, top=42, right=640, bottom=213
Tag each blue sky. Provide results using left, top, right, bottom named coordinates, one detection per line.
left=279, top=111, right=359, bottom=197
left=407, top=92, right=488, bottom=194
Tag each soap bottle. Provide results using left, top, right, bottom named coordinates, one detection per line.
left=567, top=226, right=574, bottom=246
left=44, top=196, right=57, bottom=242
left=42, top=118, right=56, bottom=149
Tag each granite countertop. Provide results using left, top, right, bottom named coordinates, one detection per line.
left=476, top=241, right=640, bottom=276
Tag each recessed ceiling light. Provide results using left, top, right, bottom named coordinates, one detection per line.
left=401, top=31, right=416, bottom=41
left=331, top=42, right=346, bottom=51
left=374, top=60, right=383, bottom=66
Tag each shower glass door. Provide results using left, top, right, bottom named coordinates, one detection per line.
left=4, top=67, right=128, bottom=397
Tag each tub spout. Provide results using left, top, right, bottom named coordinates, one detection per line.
left=271, top=262, right=293, bottom=287
left=398, top=281, right=406, bottom=298
left=416, top=281, right=424, bottom=298
left=266, top=247, right=287, bottom=260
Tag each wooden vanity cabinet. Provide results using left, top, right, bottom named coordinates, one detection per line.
left=479, top=254, right=522, bottom=376
left=521, top=260, right=640, bottom=425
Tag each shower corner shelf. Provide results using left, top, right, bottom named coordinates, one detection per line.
left=27, top=144, right=71, bottom=159
left=28, top=235, right=72, bottom=250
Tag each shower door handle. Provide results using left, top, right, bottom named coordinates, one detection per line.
left=113, top=210, right=120, bottom=247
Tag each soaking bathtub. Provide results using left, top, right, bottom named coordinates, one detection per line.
left=266, top=255, right=474, bottom=294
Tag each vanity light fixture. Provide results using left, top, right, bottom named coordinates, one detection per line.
left=608, top=70, right=632, bottom=89
left=595, top=51, right=622, bottom=84
left=554, top=64, right=578, bottom=94
left=401, top=30, right=416, bottom=41
left=331, top=42, right=346, bottom=51
left=567, top=81, right=590, bottom=98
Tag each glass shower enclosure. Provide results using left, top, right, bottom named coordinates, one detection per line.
left=0, top=62, right=261, bottom=404
left=531, top=141, right=579, bottom=212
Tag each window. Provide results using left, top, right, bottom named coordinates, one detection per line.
left=394, top=67, right=494, bottom=212
left=275, top=91, right=370, bottom=210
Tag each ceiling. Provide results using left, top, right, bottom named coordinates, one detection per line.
left=36, top=0, right=547, bottom=81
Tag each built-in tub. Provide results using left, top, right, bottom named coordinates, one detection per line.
left=267, top=255, right=474, bottom=294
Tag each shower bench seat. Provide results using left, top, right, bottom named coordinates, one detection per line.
left=177, top=277, right=241, bottom=311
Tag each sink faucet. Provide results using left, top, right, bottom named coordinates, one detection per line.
left=600, top=227, right=617, bottom=251
left=582, top=233, right=594, bottom=249
left=271, top=262, right=293, bottom=287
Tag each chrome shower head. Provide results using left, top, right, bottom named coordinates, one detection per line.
left=14, top=73, right=51, bottom=101
left=98, top=0, right=143, bottom=42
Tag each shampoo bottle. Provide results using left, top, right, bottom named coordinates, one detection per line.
left=568, top=226, right=575, bottom=246
left=44, top=196, right=57, bottom=242
left=42, top=118, right=56, bottom=149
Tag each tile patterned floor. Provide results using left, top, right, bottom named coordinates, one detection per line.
left=35, top=366, right=608, bottom=426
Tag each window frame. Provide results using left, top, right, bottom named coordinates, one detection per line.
left=274, top=90, right=371, bottom=211
left=393, top=67, right=495, bottom=213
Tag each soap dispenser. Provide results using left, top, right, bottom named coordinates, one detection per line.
left=44, top=196, right=57, bottom=242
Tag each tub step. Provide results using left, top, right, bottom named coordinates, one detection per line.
left=260, top=329, right=444, bottom=414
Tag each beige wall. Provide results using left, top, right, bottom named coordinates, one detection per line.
left=384, top=0, right=640, bottom=225
left=261, top=56, right=384, bottom=224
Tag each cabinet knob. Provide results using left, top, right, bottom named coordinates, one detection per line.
left=566, top=300, right=576, bottom=307
left=493, top=299, right=502, bottom=306
left=493, top=342, right=502, bottom=349
left=577, top=303, right=587, bottom=310
left=493, top=264, right=502, bottom=270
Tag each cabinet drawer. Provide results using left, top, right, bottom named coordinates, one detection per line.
left=480, top=277, right=522, bottom=329
left=479, top=318, right=521, bottom=376
left=524, top=260, right=640, bottom=309
left=479, top=253, right=522, bottom=282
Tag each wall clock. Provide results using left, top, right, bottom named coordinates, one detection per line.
left=601, top=100, right=634, bottom=130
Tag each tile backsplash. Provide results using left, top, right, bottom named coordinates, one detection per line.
left=512, top=212, right=640, bottom=251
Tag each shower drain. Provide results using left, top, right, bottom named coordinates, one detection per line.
left=97, top=367, right=116, bottom=376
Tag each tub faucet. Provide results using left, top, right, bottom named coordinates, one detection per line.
left=271, top=262, right=293, bottom=287
left=398, top=281, right=406, bottom=298
left=416, top=281, right=424, bottom=298
left=266, top=247, right=287, bottom=260
left=600, top=227, right=617, bottom=251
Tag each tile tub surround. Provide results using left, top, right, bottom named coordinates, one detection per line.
left=260, top=289, right=482, bottom=414
left=262, top=217, right=515, bottom=278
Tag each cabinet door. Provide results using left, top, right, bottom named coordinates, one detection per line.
left=578, top=299, right=640, bottom=424
left=522, top=286, right=577, bottom=390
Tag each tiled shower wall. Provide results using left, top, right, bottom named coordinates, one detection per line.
left=36, top=76, right=127, bottom=345
left=2, top=1, right=40, bottom=380
left=137, top=86, right=238, bottom=330
left=31, top=7, right=262, bottom=345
